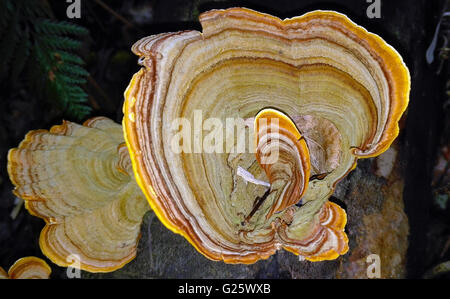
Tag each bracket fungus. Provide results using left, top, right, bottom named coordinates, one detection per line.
left=0, top=257, right=51, bottom=279
left=123, top=7, right=410, bottom=263
left=7, top=117, right=150, bottom=272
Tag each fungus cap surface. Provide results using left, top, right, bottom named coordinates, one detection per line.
left=123, top=7, right=410, bottom=263
left=8, top=117, right=150, bottom=272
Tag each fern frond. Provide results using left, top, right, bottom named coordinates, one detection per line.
left=38, top=36, right=82, bottom=51
left=59, top=74, right=87, bottom=85
left=58, top=63, right=90, bottom=77
left=66, top=103, right=92, bottom=119
left=1, top=0, right=92, bottom=120
left=35, top=19, right=89, bottom=36
left=55, top=51, right=84, bottom=65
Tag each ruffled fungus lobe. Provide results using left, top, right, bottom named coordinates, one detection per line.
left=0, top=257, right=51, bottom=279
left=254, top=109, right=310, bottom=219
left=7, top=117, right=150, bottom=272
left=123, top=7, right=410, bottom=263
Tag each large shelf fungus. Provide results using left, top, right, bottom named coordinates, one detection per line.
left=7, top=117, right=150, bottom=272
left=123, top=7, right=410, bottom=263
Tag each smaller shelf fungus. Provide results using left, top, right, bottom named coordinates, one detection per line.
left=123, top=7, right=410, bottom=263
left=0, top=257, right=51, bottom=279
left=7, top=117, right=150, bottom=272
